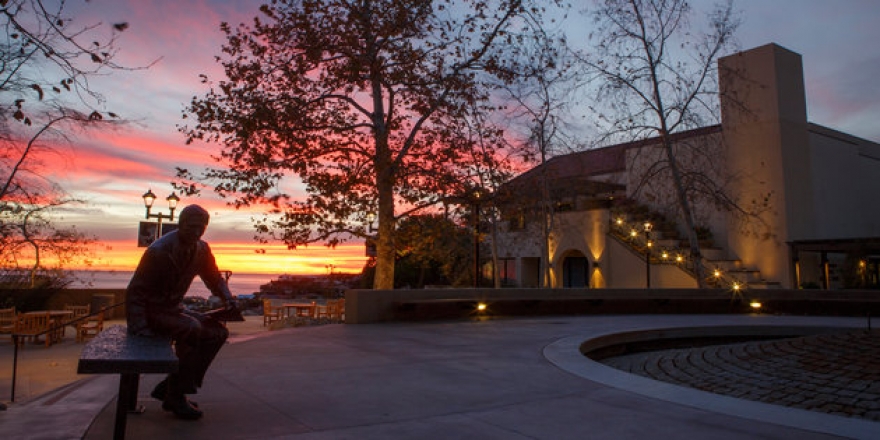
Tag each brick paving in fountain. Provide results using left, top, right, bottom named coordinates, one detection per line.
left=601, top=329, right=880, bottom=421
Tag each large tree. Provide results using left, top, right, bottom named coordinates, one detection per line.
left=179, top=0, right=562, bottom=289
left=1, top=0, right=132, bottom=284
left=580, top=0, right=739, bottom=287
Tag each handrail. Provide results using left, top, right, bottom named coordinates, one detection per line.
left=9, top=301, right=125, bottom=402
left=608, top=217, right=748, bottom=292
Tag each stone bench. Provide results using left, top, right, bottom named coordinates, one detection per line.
left=78, top=325, right=177, bottom=440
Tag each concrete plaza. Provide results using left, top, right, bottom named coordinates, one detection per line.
left=2, top=314, right=880, bottom=439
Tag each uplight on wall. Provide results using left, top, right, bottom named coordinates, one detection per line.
left=749, top=300, right=762, bottom=310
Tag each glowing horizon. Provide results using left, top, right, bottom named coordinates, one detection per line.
left=79, top=239, right=369, bottom=275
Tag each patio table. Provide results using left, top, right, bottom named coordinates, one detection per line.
left=282, top=302, right=316, bottom=319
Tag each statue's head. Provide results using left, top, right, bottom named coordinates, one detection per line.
left=177, top=205, right=210, bottom=245
left=179, top=204, right=210, bottom=225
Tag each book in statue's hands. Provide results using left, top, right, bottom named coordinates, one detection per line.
left=204, top=306, right=245, bottom=322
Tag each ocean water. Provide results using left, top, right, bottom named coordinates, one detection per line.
left=69, top=271, right=274, bottom=299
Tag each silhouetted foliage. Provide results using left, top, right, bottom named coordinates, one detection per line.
left=359, top=214, right=477, bottom=288
left=1, top=0, right=136, bottom=285
left=179, top=0, right=564, bottom=289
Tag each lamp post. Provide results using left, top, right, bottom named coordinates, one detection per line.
left=363, top=212, right=377, bottom=258
left=471, top=188, right=485, bottom=288
left=142, top=189, right=180, bottom=240
left=643, top=221, right=653, bottom=288
left=365, top=212, right=376, bottom=233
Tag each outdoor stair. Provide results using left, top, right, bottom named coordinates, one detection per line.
left=699, top=248, right=726, bottom=260
left=610, top=200, right=780, bottom=290
left=654, top=238, right=680, bottom=249
left=707, top=259, right=744, bottom=271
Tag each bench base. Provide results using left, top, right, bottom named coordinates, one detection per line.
left=116, top=374, right=140, bottom=439
left=77, top=326, right=178, bottom=440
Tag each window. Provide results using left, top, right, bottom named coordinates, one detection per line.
left=508, top=211, right=525, bottom=230
left=555, top=201, right=574, bottom=212
left=499, top=258, right=517, bottom=287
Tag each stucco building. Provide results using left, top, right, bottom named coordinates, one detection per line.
left=491, top=43, right=880, bottom=290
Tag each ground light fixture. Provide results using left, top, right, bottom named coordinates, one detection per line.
left=729, top=280, right=745, bottom=302
left=476, top=302, right=487, bottom=312
left=749, top=300, right=763, bottom=310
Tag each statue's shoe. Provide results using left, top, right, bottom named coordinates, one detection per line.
left=151, top=379, right=198, bottom=407
left=162, top=397, right=203, bottom=420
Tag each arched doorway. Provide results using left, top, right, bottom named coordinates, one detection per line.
left=562, top=251, right=589, bottom=288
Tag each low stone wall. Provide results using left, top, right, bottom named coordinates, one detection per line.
left=581, top=325, right=845, bottom=361
left=345, top=288, right=880, bottom=324
left=48, top=289, right=127, bottom=319
left=1, top=288, right=126, bottom=319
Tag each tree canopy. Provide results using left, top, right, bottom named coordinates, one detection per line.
left=180, top=0, right=564, bottom=289
left=360, top=213, right=476, bottom=288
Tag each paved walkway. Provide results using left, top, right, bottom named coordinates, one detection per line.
left=0, top=317, right=269, bottom=403
left=2, top=314, right=880, bottom=439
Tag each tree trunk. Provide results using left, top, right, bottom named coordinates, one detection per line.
left=490, top=213, right=501, bottom=288
left=661, top=134, right=706, bottom=287
left=539, top=139, right=553, bottom=288
left=373, top=171, right=396, bottom=290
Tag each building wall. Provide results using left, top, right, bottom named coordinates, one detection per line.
left=718, top=44, right=880, bottom=287
left=493, top=220, right=543, bottom=288
left=624, top=131, right=730, bottom=249
left=719, top=43, right=813, bottom=287
left=807, top=126, right=880, bottom=239
left=605, top=237, right=644, bottom=288
left=548, top=209, right=608, bottom=288
left=492, top=43, right=878, bottom=290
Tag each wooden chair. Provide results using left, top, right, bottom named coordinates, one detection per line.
left=76, top=308, right=105, bottom=343
left=0, top=306, right=15, bottom=335
left=64, top=304, right=90, bottom=337
left=316, top=300, right=334, bottom=319
left=14, top=312, right=52, bottom=348
left=335, top=298, right=345, bottom=322
left=318, top=299, right=345, bottom=322
left=262, top=299, right=283, bottom=326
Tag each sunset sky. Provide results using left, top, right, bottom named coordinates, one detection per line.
left=43, top=0, right=880, bottom=275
